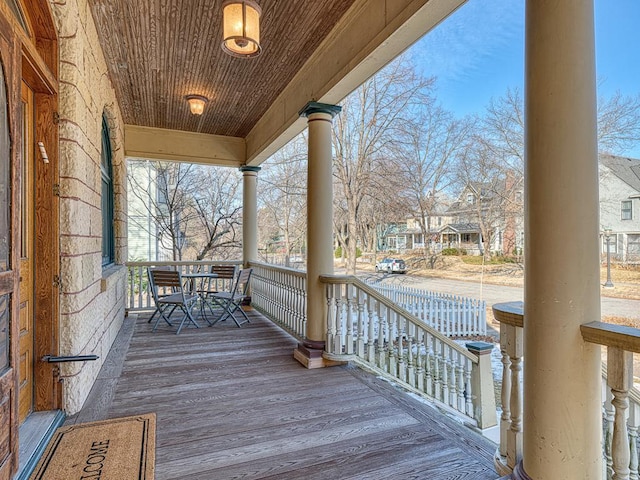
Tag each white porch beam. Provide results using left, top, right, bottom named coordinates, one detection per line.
left=124, top=125, right=245, bottom=166
left=245, top=0, right=466, bottom=165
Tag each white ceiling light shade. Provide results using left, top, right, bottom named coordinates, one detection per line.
left=185, top=95, right=208, bottom=115
left=221, top=0, right=262, bottom=58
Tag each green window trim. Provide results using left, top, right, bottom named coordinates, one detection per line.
left=101, top=114, right=115, bottom=267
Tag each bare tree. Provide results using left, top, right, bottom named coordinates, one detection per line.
left=128, top=161, right=199, bottom=260
left=456, top=138, right=523, bottom=259
left=597, top=91, right=640, bottom=154
left=258, top=135, right=308, bottom=266
left=332, top=56, right=436, bottom=273
left=481, top=87, right=640, bottom=171
left=191, top=167, right=243, bottom=260
left=127, top=160, right=242, bottom=261
left=394, top=102, right=472, bottom=263
left=457, top=87, right=640, bottom=259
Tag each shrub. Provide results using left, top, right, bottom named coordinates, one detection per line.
left=334, top=246, right=362, bottom=258
left=442, top=248, right=467, bottom=256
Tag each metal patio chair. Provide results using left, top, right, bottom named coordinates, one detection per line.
left=198, top=264, right=239, bottom=319
left=209, top=268, right=253, bottom=327
left=147, top=266, right=176, bottom=324
left=198, top=264, right=238, bottom=295
left=148, top=267, right=200, bottom=334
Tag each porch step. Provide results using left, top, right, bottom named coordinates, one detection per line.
left=15, top=410, right=65, bottom=480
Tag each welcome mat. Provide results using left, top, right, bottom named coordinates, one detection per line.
left=30, top=413, right=156, bottom=480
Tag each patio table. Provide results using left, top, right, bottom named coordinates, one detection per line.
left=182, top=272, right=220, bottom=323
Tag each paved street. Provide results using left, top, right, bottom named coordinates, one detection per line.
left=358, top=272, right=640, bottom=321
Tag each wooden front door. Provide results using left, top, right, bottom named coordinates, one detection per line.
left=0, top=20, right=20, bottom=477
left=18, top=81, right=34, bottom=423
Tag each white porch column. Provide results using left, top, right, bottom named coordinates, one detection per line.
left=522, top=1, right=601, bottom=479
left=240, top=166, right=260, bottom=267
left=295, top=102, right=341, bottom=368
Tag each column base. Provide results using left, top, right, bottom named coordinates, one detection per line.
left=512, top=461, right=532, bottom=480
left=293, top=341, right=345, bottom=369
left=495, top=460, right=531, bottom=480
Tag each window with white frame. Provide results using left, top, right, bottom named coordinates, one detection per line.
left=621, top=200, right=632, bottom=220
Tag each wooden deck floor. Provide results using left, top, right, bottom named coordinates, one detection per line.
left=69, top=309, right=498, bottom=480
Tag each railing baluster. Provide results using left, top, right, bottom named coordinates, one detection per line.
left=465, top=358, right=473, bottom=417
left=456, top=353, right=465, bottom=412
left=416, top=329, right=424, bottom=392
left=388, top=311, right=398, bottom=376
left=433, top=336, right=442, bottom=401
left=377, top=305, right=386, bottom=371
left=629, top=402, right=639, bottom=480
left=326, top=283, right=337, bottom=354
left=500, top=323, right=512, bottom=459
left=397, top=315, right=406, bottom=383
left=507, top=323, right=523, bottom=470
left=345, top=284, right=355, bottom=355
left=609, top=347, right=632, bottom=480
left=425, top=332, right=433, bottom=396
left=356, top=293, right=365, bottom=358
left=366, top=295, right=375, bottom=364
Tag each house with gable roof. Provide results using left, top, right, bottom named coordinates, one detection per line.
left=599, top=154, right=640, bottom=262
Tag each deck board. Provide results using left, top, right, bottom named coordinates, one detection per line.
left=76, top=309, right=498, bottom=479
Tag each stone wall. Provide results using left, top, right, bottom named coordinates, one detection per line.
left=52, top=0, right=128, bottom=414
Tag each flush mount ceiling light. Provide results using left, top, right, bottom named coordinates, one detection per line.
left=221, top=0, right=262, bottom=58
left=185, top=95, right=208, bottom=115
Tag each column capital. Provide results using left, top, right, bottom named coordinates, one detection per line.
left=239, top=165, right=261, bottom=174
left=299, top=101, right=342, bottom=119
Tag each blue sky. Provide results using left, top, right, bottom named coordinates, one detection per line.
left=409, top=0, right=640, bottom=157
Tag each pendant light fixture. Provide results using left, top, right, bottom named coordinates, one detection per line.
left=221, top=0, right=262, bottom=58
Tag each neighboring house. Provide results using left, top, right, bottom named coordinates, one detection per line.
left=127, top=160, right=164, bottom=261
left=128, top=160, right=191, bottom=262
left=445, top=180, right=524, bottom=256
left=382, top=179, right=524, bottom=256
left=380, top=213, right=450, bottom=252
left=380, top=222, right=413, bottom=251
left=599, top=154, right=640, bottom=262
left=439, top=223, right=484, bottom=255
left=381, top=154, right=640, bottom=260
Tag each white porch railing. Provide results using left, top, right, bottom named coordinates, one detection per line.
left=493, top=301, right=640, bottom=480
left=248, top=261, right=307, bottom=340
left=125, top=260, right=241, bottom=312
left=364, top=279, right=486, bottom=337
left=321, top=274, right=497, bottom=429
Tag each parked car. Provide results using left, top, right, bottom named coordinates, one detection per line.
left=375, top=258, right=407, bottom=274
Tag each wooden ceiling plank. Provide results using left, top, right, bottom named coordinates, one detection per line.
left=88, top=0, right=357, bottom=137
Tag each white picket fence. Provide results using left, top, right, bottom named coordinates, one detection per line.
left=363, top=280, right=486, bottom=337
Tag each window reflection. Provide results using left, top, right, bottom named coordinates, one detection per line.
left=0, top=63, right=10, bottom=271
left=0, top=294, right=8, bottom=373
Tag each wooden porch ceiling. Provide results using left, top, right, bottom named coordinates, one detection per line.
left=69, top=311, right=497, bottom=479
left=88, top=0, right=356, bottom=138
left=91, top=0, right=467, bottom=165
